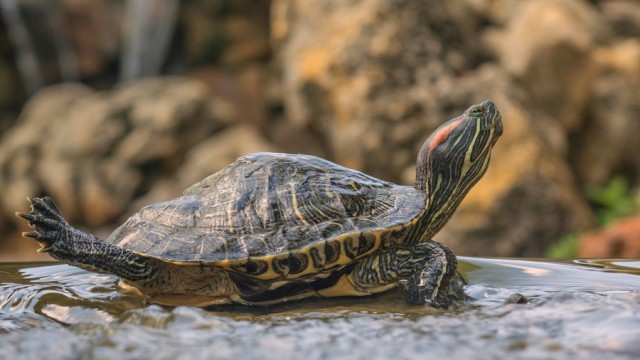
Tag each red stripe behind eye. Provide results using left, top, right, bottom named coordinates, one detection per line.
left=429, top=117, right=464, bottom=150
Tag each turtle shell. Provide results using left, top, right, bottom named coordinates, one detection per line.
left=106, top=153, right=425, bottom=280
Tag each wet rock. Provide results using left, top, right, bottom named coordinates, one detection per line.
left=578, top=216, right=640, bottom=258
left=0, top=77, right=233, bottom=228
left=505, top=293, right=529, bottom=305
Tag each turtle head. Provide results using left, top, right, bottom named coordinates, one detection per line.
left=414, top=100, right=502, bottom=238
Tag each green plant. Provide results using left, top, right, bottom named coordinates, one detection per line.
left=587, top=176, right=639, bottom=226
left=545, top=176, right=639, bottom=258
left=545, top=233, right=579, bottom=259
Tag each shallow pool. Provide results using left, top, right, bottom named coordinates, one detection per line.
left=1, top=257, right=639, bottom=359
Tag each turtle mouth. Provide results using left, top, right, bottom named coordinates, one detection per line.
left=482, top=100, right=502, bottom=137
left=492, top=114, right=503, bottom=137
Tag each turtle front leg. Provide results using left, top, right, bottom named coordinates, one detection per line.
left=396, top=240, right=463, bottom=308
left=16, top=197, right=157, bottom=282
left=349, top=240, right=464, bottom=308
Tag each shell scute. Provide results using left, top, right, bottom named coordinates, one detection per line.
left=106, top=153, right=425, bottom=279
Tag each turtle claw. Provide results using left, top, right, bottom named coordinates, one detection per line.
left=16, top=197, right=68, bottom=228
left=36, top=244, right=53, bottom=253
left=15, top=211, right=36, bottom=226
left=16, top=197, right=70, bottom=254
left=21, top=230, right=41, bottom=239
left=22, top=197, right=67, bottom=224
left=21, top=230, right=53, bottom=252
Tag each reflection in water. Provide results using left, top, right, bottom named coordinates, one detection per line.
left=494, top=262, right=552, bottom=277
left=0, top=258, right=639, bottom=358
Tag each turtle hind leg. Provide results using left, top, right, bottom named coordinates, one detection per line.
left=16, top=197, right=71, bottom=253
left=16, top=197, right=157, bottom=282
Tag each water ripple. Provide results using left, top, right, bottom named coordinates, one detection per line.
left=0, top=259, right=638, bottom=359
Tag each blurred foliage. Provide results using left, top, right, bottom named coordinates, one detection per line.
left=587, top=176, right=639, bottom=227
left=545, top=176, right=640, bottom=258
left=546, top=233, right=580, bottom=259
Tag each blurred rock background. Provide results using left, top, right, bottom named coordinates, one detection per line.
left=0, top=0, right=638, bottom=261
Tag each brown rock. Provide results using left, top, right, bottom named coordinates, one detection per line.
left=489, top=0, right=601, bottom=154
left=40, top=93, right=122, bottom=158
left=128, top=124, right=279, bottom=213
left=0, top=85, right=92, bottom=221
left=431, top=67, right=593, bottom=257
left=272, top=0, right=485, bottom=181
left=599, top=0, right=640, bottom=38
left=0, top=77, right=233, bottom=229
left=190, top=65, right=267, bottom=130
left=79, top=160, right=142, bottom=227
left=61, top=0, right=117, bottom=78
left=37, top=157, right=81, bottom=222
left=20, top=83, right=94, bottom=128
left=578, top=216, right=640, bottom=258
left=272, top=0, right=595, bottom=257
left=180, top=0, right=271, bottom=65
left=175, top=124, right=279, bottom=189
left=105, top=77, right=234, bottom=172
left=569, top=40, right=640, bottom=188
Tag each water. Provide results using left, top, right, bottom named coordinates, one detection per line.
left=0, top=257, right=639, bottom=359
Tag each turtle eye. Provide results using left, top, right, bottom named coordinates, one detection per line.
left=469, top=107, right=483, bottom=117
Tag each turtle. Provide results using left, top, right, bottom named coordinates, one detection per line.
left=16, top=100, right=502, bottom=308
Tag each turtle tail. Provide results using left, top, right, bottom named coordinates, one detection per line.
left=16, top=196, right=72, bottom=253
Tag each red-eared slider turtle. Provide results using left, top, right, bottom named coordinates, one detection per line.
left=17, top=101, right=502, bottom=308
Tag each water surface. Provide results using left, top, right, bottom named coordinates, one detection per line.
left=1, top=257, right=639, bottom=359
